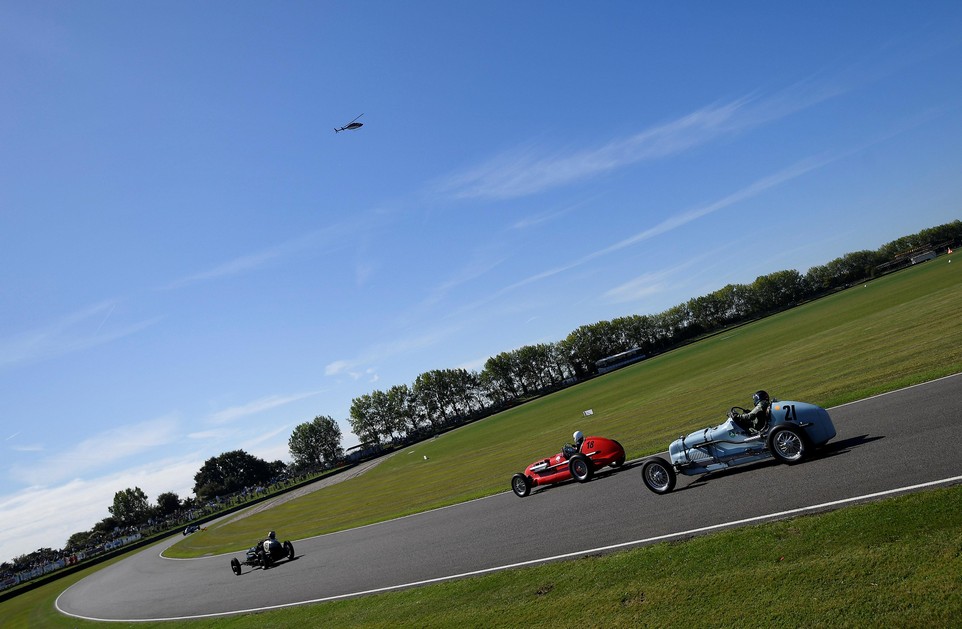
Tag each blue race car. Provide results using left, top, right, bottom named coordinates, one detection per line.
left=640, top=399, right=836, bottom=494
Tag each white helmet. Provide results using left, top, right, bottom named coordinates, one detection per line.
left=573, top=430, right=584, bottom=443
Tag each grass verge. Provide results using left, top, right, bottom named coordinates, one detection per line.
left=7, top=484, right=961, bottom=627
left=170, top=257, right=962, bottom=557
left=3, top=258, right=960, bottom=626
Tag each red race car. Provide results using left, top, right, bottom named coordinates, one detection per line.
left=511, top=433, right=626, bottom=497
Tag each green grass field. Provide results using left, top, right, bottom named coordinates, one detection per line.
left=7, top=485, right=962, bottom=628
left=169, top=255, right=962, bottom=558
left=3, top=255, right=961, bottom=627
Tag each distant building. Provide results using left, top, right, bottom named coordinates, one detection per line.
left=595, top=347, right=647, bottom=374
left=910, top=251, right=936, bottom=264
left=345, top=442, right=381, bottom=463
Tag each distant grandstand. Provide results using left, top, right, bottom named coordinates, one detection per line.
left=595, top=347, right=647, bottom=374
left=875, top=240, right=951, bottom=274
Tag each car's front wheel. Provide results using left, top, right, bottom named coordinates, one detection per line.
left=511, top=473, right=531, bottom=497
left=641, top=457, right=676, bottom=494
left=569, top=455, right=593, bottom=482
left=284, top=541, right=295, bottom=560
left=230, top=558, right=241, bottom=576
left=768, top=426, right=807, bottom=464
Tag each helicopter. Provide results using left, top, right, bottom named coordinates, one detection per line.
left=335, top=114, right=364, bottom=133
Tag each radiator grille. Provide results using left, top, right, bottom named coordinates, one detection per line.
left=685, top=447, right=712, bottom=462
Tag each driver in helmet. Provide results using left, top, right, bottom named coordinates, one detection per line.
left=562, top=430, right=585, bottom=459
left=730, top=390, right=771, bottom=434
left=257, top=531, right=280, bottom=556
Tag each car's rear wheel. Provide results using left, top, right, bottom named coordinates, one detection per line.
left=569, top=455, right=593, bottom=482
left=284, top=541, right=295, bottom=560
left=768, top=426, right=807, bottom=464
left=641, top=457, right=676, bottom=494
left=511, top=473, right=531, bottom=497
left=230, top=558, right=241, bottom=576
left=259, top=550, right=272, bottom=569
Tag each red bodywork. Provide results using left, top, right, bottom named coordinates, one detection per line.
left=512, top=436, right=625, bottom=497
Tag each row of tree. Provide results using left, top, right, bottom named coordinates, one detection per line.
left=14, top=440, right=342, bottom=571
left=344, top=220, right=962, bottom=448
left=49, top=450, right=290, bottom=564
left=61, top=487, right=194, bottom=556
left=11, top=221, right=957, bottom=572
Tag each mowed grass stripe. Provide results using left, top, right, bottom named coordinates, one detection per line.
left=4, top=258, right=962, bottom=627
left=8, top=485, right=962, bottom=627
left=161, top=258, right=962, bottom=557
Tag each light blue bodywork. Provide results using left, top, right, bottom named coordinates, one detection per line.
left=668, top=400, right=836, bottom=476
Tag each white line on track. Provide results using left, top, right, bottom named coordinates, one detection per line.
left=58, top=474, right=962, bottom=622
left=161, top=371, right=962, bottom=562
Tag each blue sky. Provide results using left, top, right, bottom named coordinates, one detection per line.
left=2, top=1, right=961, bottom=562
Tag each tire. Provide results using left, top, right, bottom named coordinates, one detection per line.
left=284, top=541, right=295, bottom=560
left=511, top=473, right=531, bottom=497
left=230, top=558, right=241, bottom=576
left=768, top=426, right=807, bottom=464
left=641, top=457, right=676, bottom=494
left=569, top=455, right=593, bottom=483
left=259, top=550, right=272, bottom=569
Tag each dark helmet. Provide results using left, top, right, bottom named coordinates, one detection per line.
left=268, top=531, right=276, bottom=539
left=752, top=390, right=770, bottom=407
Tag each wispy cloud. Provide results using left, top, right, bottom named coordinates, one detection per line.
left=455, top=354, right=492, bottom=373
left=511, top=196, right=600, bottom=230
left=435, top=98, right=750, bottom=201
left=324, top=360, right=351, bottom=377
left=164, top=250, right=283, bottom=288
left=509, top=155, right=834, bottom=293
left=8, top=416, right=180, bottom=486
left=162, top=216, right=386, bottom=290
left=433, top=254, right=508, bottom=297
left=0, top=301, right=161, bottom=369
left=0, top=454, right=203, bottom=563
left=383, top=247, right=512, bottom=336
left=439, top=154, right=834, bottom=324
left=10, top=444, right=44, bottom=453
left=206, top=391, right=322, bottom=425
left=413, top=250, right=509, bottom=317
left=603, top=247, right=726, bottom=304
left=239, top=424, right=291, bottom=451
left=604, top=273, right=670, bottom=304
left=186, top=429, right=229, bottom=440
left=433, top=65, right=869, bottom=203
left=325, top=327, right=457, bottom=377
left=0, top=420, right=299, bottom=561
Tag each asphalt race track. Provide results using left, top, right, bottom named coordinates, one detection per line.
left=57, top=374, right=962, bottom=621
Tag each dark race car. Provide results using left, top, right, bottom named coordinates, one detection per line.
left=511, top=435, right=626, bottom=497
left=230, top=533, right=296, bottom=575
